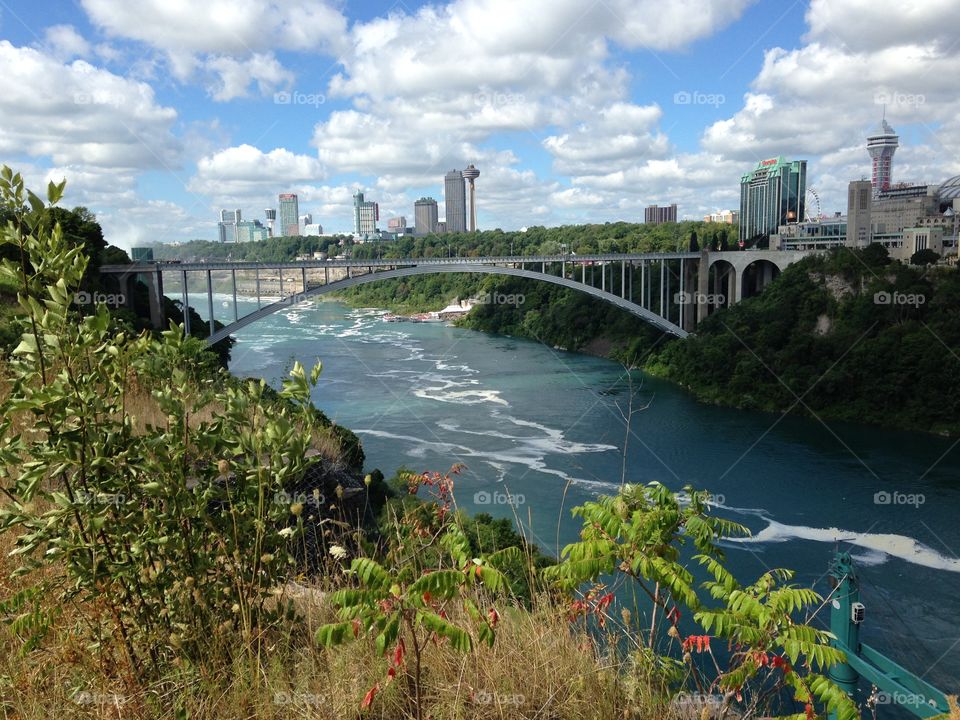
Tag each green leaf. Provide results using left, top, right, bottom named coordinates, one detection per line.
left=351, top=558, right=391, bottom=591
left=418, top=611, right=471, bottom=653
left=408, top=569, right=465, bottom=601
left=315, top=622, right=354, bottom=648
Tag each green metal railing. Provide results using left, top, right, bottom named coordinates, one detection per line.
left=827, top=552, right=950, bottom=718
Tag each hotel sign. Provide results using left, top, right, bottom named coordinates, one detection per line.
left=759, top=158, right=779, bottom=167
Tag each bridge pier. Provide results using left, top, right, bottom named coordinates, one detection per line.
left=206, top=270, right=214, bottom=335
left=139, top=268, right=166, bottom=330
left=180, top=270, right=191, bottom=335
left=232, top=269, right=238, bottom=322
left=697, top=250, right=710, bottom=324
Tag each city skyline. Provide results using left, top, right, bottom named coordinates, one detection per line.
left=0, top=1, right=958, bottom=248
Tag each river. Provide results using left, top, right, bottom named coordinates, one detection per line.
left=202, top=294, right=959, bottom=695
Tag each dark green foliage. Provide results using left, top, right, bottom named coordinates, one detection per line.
left=650, top=247, right=960, bottom=434
left=911, top=248, right=940, bottom=265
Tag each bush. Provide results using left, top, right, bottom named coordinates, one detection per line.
left=0, top=167, right=329, bottom=677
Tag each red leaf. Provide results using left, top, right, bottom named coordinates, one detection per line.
left=393, top=638, right=405, bottom=667
left=352, top=618, right=361, bottom=638
left=422, top=591, right=432, bottom=605
left=805, top=703, right=815, bottom=720
left=487, top=608, right=500, bottom=627
left=361, top=685, right=379, bottom=709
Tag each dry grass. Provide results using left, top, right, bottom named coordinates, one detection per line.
left=0, top=530, right=660, bottom=720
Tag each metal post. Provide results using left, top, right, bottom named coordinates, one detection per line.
left=541, top=261, right=546, bottom=274
left=582, top=262, right=586, bottom=284
left=679, top=259, right=685, bottom=330
left=302, top=266, right=307, bottom=296
left=279, top=269, right=284, bottom=298
left=602, top=263, right=606, bottom=292
left=181, top=269, right=190, bottom=336
left=621, top=261, right=625, bottom=298
left=659, top=260, right=665, bottom=317
left=206, top=269, right=214, bottom=335
left=348, top=265, right=352, bottom=279
left=231, top=269, right=238, bottom=322
left=641, top=261, right=645, bottom=308
left=255, top=266, right=261, bottom=309
left=325, top=266, right=329, bottom=285
left=828, top=553, right=861, bottom=706
left=665, top=261, right=671, bottom=322
left=629, top=261, right=633, bottom=302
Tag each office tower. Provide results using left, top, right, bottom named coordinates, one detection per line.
left=846, top=180, right=873, bottom=248
left=278, top=193, right=300, bottom=236
left=739, top=157, right=807, bottom=244
left=353, top=190, right=378, bottom=236
left=218, top=208, right=241, bottom=243
left=444, top=170, right=467, bottom=233
left=414, top=197, right=438, bottom=235
left=644, top=204, right=678, bottom=224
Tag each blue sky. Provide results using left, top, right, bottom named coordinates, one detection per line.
left=0, top=0, right=957, bottom=248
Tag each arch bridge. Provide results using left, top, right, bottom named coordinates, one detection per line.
left=99, top=250, right=814, bottom=345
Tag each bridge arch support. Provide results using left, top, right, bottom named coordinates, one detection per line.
left=205, top=264, right=689, bottom=345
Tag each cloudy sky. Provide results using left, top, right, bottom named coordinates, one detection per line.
left=0, top=0, right=958, bottom=248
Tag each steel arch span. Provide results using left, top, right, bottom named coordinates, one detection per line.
left=205, top=264, right=688, bottom=345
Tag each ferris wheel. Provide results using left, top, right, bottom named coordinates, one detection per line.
left=804, top=187, right=822, bottom=223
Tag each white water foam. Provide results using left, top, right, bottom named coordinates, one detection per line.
left=732, top=519, right=960, bottom=573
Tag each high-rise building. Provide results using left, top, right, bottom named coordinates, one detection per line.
left=644, top=204, right=678, bottom=224
left=867, top=118, right=898, bottom=197
left=236, top=220, right=270, bottom=243
left=387, top=216, right=407, bottom=231
left=303, top=223, right=324, bottom=236
left=299, top=214, right=313, bottom=234
left=414, top=197, right=439, bottom=235
left=846, top=180, right=873, bottom=248
left=264, top=208, right=277, bottom=236
left=444, top=170, right=467, bottom=233
left=278, top=194, right=300, bottom=236
left=353, top=191, right=378, bottom=236
left=738, top=157, right=806, bottom=245
left=218, top=209, right=241, bottom=243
